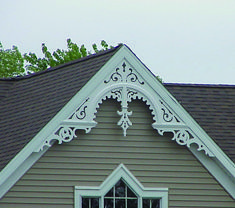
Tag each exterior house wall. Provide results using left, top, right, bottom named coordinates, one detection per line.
left=0, top=99, right=234, bottom=208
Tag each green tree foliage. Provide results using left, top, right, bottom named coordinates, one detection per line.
left=0, top=39, right=112, bottom=78
left=0, top=42, right=25, bottom=77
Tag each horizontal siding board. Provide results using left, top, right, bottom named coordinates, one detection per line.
left=1, top=197, right=72, bottom=204
left=11, top=186, right=72, bottom=193
left=170, top=194, right=234, bottom=202
left=27, top=168, right=211, bottom=178
left=94, top=121, right=153, bottom=128
left=21, top=175, right=107, bottom=182
left=37, top=157, right=202, bottom=166
left=50, top=139, right=179, bottom=148
left=1, top=99, right=234, bottom=207
left=135, top=176, right=218, bottom=184
left=142, top=182, right=223, bottom=190
left=44, top=151, right=193, bottom=159
left=49, top=145, right=187, bottom=155
left=16, top=180, right=102, bottom=187
left=170, top=188, right=230, bottom=196
left=6, top=191, right=72, bottom=199
left=13, top=181, right=223, bottom=192
left=74, top=134, right=171, bottom=142
left=33, top=162, right=114, bottom=170
left=126, top=164, right=206, bottom=172
left=96, top=116, right=153, bottom=123
left=89, top=129, right=158, bottom=136
left=33, top=163, right=206, bottom=172
left=0, top=204, right=72, bottom=208
left=169, top=200, right=235, bottom=207
left=21, top=174, right=216, bottom=184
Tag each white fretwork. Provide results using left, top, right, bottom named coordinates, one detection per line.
left=35, top=60, right=214, bottom=157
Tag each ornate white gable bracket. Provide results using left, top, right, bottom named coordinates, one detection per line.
left=150, top=99, right=214, bottom=157
left=102, top=62, right=145, bottom=136
left=35, top=60, right=214, bottom=157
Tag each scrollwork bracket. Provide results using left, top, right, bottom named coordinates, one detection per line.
left=36, top=60, right=214, bottom=158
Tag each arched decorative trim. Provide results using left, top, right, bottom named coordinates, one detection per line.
left=153, top=124, right=214, bottom=156
left=2, top=44, right=234, bottom=202
left=35, top=59, right=214, bottom=157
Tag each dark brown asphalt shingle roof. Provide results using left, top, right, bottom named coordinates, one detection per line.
left=0, top=45, right=235, bottom=172
left=165, top=83, right=235, bottom=162
left=0, top=45, right=121, bottom=171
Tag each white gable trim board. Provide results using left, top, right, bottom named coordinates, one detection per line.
left=75, top=163, right=168, bottom=208
left=0, top=45, right=234, bottom=200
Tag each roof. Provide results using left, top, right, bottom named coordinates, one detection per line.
left=0, top=45, right=122, bottom=171
left=165, top=84, right=235, bottom=163
left=0, top=44, right=234, bottom=199
left=0, top=45, right=235, bottom=169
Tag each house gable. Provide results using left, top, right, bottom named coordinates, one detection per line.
left=0, top=45, right=234, bottom=202
left=0, top=99, right=234, bottom=207
left=0, top=46, right=119, bottom=172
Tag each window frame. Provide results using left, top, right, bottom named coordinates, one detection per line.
left=75, top=164, right=168, bottom=208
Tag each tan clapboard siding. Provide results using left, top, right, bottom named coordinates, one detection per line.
left=0, top=205, right=71, bottom=208
left=38, top=156, right=199, bottom=166
left=27, top=168, right=210, bottom=178
left=44, top=151, right=192, bottom=160
left=1, top=197, right=72, bottom=204
left=11, top=185, right=72, bottom=193
left=32, top=162, right=205, bottom=172
left=1, top=99, right=234, bottom=207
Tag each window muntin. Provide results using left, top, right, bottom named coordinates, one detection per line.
left=75, top=164, right=168, bottom=208
left=104, top=179, right=138, bottom=208
left=82, top=198, right=99, bottom=208
left=142, top=199, right=160, bottom=208
left=81, top=179, right=160, bottom=208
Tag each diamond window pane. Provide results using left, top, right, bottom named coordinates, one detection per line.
left=105, top=188, right=114, bottom=197
left=127, top=186, right=136, bottom=197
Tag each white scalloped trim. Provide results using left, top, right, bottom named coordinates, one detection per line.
left=36, top=60, right=215, bottom=157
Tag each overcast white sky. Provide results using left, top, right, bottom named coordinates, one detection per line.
left=1, top=0, right=235, bottom=84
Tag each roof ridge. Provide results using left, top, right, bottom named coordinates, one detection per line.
left=0, top=44, right=123, bottom=81
left=164, top=83, right=235, bottom=88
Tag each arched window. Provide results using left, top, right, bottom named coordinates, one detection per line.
left=75, top=164, right=168, bottom=208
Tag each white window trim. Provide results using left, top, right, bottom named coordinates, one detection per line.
left=75, top=164, right=168, bottom=208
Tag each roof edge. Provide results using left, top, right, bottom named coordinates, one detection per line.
left=164, top=83, right=235, bottom=88
left=0, top=43, right=126, bottom=199
left=0, top=44, right=234, bottom=201
left=0, top=44, right=123, bottom=81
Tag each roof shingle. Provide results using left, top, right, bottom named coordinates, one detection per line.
left=165, top=83, right=235, bottom=162
left=0, top=46, right=235, bottom=172
left=0, top=46, right=121, bottom=171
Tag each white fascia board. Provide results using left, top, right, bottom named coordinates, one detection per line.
left=159, top=86, right=235, bottom=178
left=123, top=44, right=235, bottom=171
left=191, top=146, right=235, bottom=199
left=160, top=89, right=235, bottom=175
left=117, top=45, right=235, bottom=198
left=0, top=45, right=126, bottom=199
left=94, top=45, right=235, bottom=197
left=0, top=147, right=48, bottom=198
left=0, top=44, right=234, bottom=200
